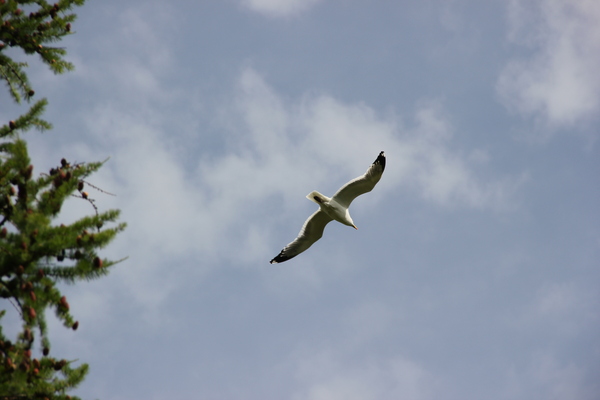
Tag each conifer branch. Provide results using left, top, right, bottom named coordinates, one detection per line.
left=0, top=55, right=30, bottom=103
left=1, top=2, right=126, bottom=397
left=81, top=179, right=117, bottom=196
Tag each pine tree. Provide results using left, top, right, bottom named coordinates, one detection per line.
left=1, top=1, right=126, bottom=398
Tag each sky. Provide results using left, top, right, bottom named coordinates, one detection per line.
left=1, top=0, right=600, bottom=399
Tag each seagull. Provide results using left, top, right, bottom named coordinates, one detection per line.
left=270, top=151, right=386, bottom=264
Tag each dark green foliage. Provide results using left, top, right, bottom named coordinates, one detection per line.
left=1, top=0, right=84, bottom=102
left=1, top=1, right=126, bottom=398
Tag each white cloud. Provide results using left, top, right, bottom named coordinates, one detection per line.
left=23, top=55, right=523, bottom=331
left=505, top=353, right=599, bottom=400
left=292, top=351, right=434, bottom=400
left=184, top=67, right=524, bottom=302
left=26, top=0, right=524, bottom=324
left=230, top=68, right=521, bottom=212
left=43, top=62, right=521, bottom=330
left=240, top=0, right=323, bottom=18
left=512, top=281, right=598, bottom=335
left=497, top=0, right=600, bottom=129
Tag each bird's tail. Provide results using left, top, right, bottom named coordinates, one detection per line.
left=306, top=191, right=330, bottom=205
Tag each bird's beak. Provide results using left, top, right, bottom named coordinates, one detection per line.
left=353, top=225, right=358, bottom=230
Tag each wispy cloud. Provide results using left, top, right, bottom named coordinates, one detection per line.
left=230, top=68, right=522, bottom=212
left=240, top=0, right=323, bottom=18
left=291, top=351, right=434, bottom=400
left=42, top=63, right=523, bottom=327
left=505, top=353, right=598, bottom=400
left=497, top=0, right=600, bottom=130
left=509, top=281, right=598, bottom=337
left=20, top=1, right=525, bottom=359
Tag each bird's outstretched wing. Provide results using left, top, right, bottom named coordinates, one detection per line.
left=332, top=151, right=386, bottom=208
left=270, top=210, right=333, bottom=264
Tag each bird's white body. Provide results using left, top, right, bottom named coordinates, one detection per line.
left=306, top=191, right=357, bottom=229
left=270, top=151, right=386, bottom=264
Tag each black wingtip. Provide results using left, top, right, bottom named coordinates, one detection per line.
left=270, top=252, right=293, bottom=264
left=374, top=151, right=386, bottom=172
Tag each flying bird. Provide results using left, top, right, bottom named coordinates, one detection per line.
left=270, top=151, right=386, bottom=264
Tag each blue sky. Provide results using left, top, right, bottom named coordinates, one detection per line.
left=2, top=0, right=599, bottom=399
